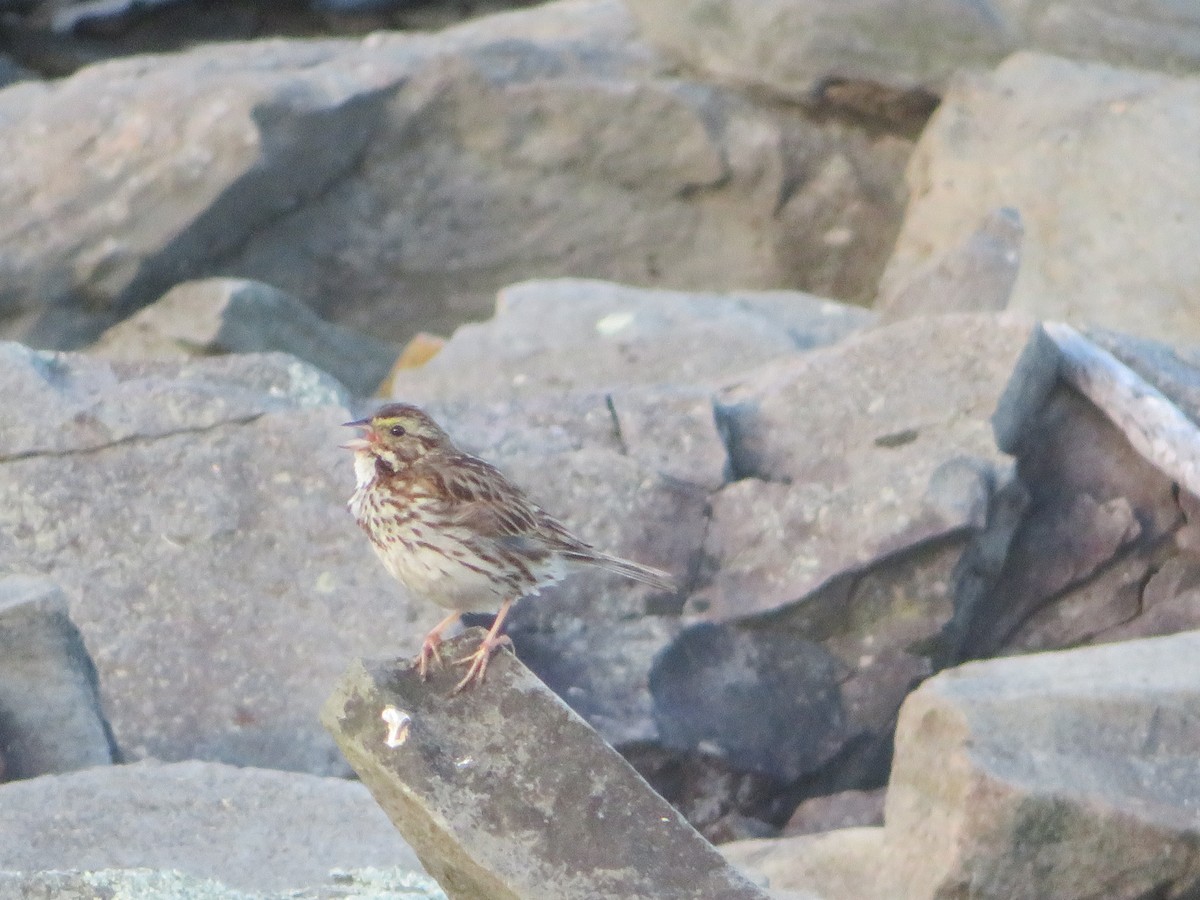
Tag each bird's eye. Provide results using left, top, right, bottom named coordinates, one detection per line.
left=389, top=425, right=407, bottom=437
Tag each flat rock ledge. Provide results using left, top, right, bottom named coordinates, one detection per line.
left=321, top=630, right=770, bottom=900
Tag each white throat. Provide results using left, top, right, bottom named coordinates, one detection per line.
left=352, top=450, right=377, bottom=490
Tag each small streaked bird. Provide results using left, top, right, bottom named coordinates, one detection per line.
left=343, top=403, right=674, bottom=693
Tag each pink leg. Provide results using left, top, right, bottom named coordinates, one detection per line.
left=416, top=612, right=462, bottom=680
left=452, top=599, right=515, bottom=694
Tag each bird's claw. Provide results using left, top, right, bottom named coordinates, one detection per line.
left=451, top=634, right=513, bottom=694
left=416, top=636, right=444, bottom=681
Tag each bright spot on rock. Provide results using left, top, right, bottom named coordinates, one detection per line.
left=314, top=571, right=336, bottom=594
left=595, top=311, right=635, bottom=336
left=455, top=756, right=475, bottom=770
left=382, top=706, right=412, bottom=748
left=823, top=226, right=854, bottom=247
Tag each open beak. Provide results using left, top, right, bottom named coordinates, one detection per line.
left=341, top=417, right=373, bottom=451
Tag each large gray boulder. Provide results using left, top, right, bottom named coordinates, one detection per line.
left=323, top=640, right=772, bottom=900
left=722, top=633, right=1200, bottom=899
left=700, top=313, right=1031, bottom=622
left=880, top=53, right=1200, bottom=345
left=0, top=576, right=117, bottom=780
left=624, top=0, right=1200, bottom=100
left=952, top=324, right=1200, bottom=659
left=90, top=278, right=398, bottom=397
left=0, top=759, right=435, bottom=895
left=885, top=633, right=1200, bottom=899
left=389, top=278, right=876, bottom=403
left=0, top=345, right=426, bottom=774
left=0, top=0, right=908, bottom=348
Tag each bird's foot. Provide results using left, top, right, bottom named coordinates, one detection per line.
left=415, top=634, right=444, bottom=681
left=451, top=634, right=513, bottom=694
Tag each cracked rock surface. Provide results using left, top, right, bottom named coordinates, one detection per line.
left=0, top=345, right=434, bottom=774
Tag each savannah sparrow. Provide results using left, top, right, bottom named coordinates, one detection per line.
left=343, top=403, right=674, bottom=693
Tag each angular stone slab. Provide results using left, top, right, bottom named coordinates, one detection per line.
left=699, top=313, right=1032, bottom=621
left=389, top=278, right=875, bottom=403
left=321, top=631, right=770, bottom=900
left=880, top=53, right=1200, bottom=345
left=90, top=278, right=398, bottom=398
left=0, top=760, right=425, bottom=892
left=0, top=575, right=116, bottom=779
left=886, top=632, right=1200, bottom=899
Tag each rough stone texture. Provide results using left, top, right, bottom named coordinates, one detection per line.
left=0, top=867, right=446, bottom=899
left=1093, top=555, right=1200, bottom=645
left=0, top=34, right=381, bottom=347
left=649, top=623, right=846, bottom=783
left=0, top=346, right=439, bottom=774
left=1087, top=327, right=1200, bottom=421
left=0, top=340, right=345, bottom=455
left=0, top=576, right=116, bottom=780
left=952, top=325, right=1196, bottom=659
left=321, top=637, right=772, bottom=900
left=511, top=615, right=681, bottom=749
left=880, top=53, right=1200, bottom=345
left=628, top=315, right=1035, bottom=808
left=876, top=207, right=1022, bottom=323
left=784, top=788, right=886, bottom=837
left=389, top=279, right=876, bottom=403
left=0, top=759, right=427, bottom=892
left=625, top=746, right=785, bottom=846
left=632, top=536, right=961, bottom=839
left=721, top=828, right=885, bottom=900
left=886, top=633, right=1200, bottom=899
left=90, top=277, right=398, bottom=397
left=1049, top=324, right=1200, bottom=500
left=770, top=539, right=962, bottom=792
left=1001, top=552, right=1148, bottom=654
left=625, top=0, right=1015, bottom=97
left=0, top=0, right=909, bottom=348
left=993, top=0, right=1200, bottom=71
left=697, top=313, right=1032, bottom=622
left=625, top=0, right=1200, bottom=100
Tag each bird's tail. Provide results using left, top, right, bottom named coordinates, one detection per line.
left=587, top=552, right=675, bottom=592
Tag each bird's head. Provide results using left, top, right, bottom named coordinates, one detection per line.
left=342, top=403, right=455, bottom=468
